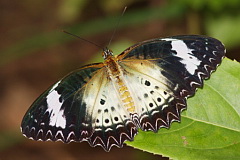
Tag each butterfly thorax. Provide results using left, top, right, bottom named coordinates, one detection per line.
left=103, top=55, right=120, bottom=76
left=103, top=54, right=135, bottom=113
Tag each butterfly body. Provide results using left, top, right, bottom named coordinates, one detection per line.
left=103, top=51, right=136, bottom=113
left=21, top=35, right=225, bottom=151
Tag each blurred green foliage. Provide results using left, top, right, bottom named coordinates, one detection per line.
left=206, top=14, right=240, bottom=48
left=1, top=0, right=240, bottom=67
left=179, top=0, right=240, bottom=11
left=58, top=0, right=88, bottom=23
left=1, top=2, right=186, bottom=66
left=1, top=0, right=240, bottom=66
left=99, top=0, right=137, bottom=13
left=175, top=0, right=240, bottom=49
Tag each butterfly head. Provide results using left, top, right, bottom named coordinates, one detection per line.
left=102, top=48, right=113, bottom=60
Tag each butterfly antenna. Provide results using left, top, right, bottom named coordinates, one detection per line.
left=107, top=6, right=127, bottom=48
left=62, top=30, right=104, bottom=50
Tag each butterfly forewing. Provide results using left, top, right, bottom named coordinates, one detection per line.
left=118, top=35, right=225, bottom=97
left=21, top=63, right=104, bottom=142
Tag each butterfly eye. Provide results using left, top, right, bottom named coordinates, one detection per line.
left=102, top=48, right=113, bottom=59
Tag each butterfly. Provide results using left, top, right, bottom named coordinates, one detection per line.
left=21, top=35, right=225, bottom=151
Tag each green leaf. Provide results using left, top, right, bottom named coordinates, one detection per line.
left=126, top=58, right=240, bottom=160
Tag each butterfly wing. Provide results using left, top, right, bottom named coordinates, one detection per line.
left=21, top=63, right=137, bottom=151
left=21, top=63, right=104, bottom=142
left=86, top=74, right=138, bottom=151
left=117, top=35, right=225, bottom=131
left=119, top=61, right=187, bottom=131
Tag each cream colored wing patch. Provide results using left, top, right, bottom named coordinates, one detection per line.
left=119, top=60, right=186, bottom=131
left=82, top=68, right=138, bottom=151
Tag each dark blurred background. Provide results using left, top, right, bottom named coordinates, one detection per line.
left=0, top=0, right=239, bottom=160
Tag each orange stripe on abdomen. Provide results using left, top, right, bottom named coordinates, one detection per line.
left=117, top=79, right=135, bottom=113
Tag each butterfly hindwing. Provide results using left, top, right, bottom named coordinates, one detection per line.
left=119, top=61, right=186, bottom=131
left=86, top=76, right=138, bottom=151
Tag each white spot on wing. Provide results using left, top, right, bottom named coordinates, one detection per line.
left=162, top=38, right=201, bottom=74
left=46, top=81, right=66, bottom=129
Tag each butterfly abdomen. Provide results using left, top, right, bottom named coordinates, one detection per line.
left=104, top=56, right=135, bottom=113
left=117, top=78, right=135, bottom=112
